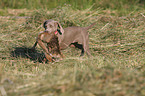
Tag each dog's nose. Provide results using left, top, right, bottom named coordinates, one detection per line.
left=45, top=29, right=49, bottom=31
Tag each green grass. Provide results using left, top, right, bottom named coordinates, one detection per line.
left=0, top=5, right=145, bottom=96
left=0, top=0, right=145, bottom=16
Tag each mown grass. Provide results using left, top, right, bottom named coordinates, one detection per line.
left=0, top=5, right=145, bottom=96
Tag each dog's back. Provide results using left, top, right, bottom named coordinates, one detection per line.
left=59, top=23, right=95, bottom=49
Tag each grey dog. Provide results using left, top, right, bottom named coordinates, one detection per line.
left=32, top=19, right=96, bottom=56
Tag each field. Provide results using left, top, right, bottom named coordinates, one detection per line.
left=0, top=1, right=145, bottom=96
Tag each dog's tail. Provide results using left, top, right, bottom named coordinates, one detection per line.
left=85, top=22, right=96, bottom=30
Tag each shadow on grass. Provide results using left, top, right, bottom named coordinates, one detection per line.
left=10, top=47, right=45, bottom=63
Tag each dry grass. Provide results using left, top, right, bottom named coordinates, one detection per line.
left=0, top=6, right=145, bottom=96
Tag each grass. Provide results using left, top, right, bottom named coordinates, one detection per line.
left=0, top=0, right=145, bottom=16
left=0, top=5, right=145, bottom=96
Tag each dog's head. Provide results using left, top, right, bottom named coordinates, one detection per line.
left=43, top=20, right=64, bottom=35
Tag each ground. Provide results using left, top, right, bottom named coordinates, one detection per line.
left=0, top=7, right=145, bottom=96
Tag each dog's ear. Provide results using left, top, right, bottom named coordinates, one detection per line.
left=54, top=21, right=64, bottom=35
left=43, top=20, right=48, bottom=30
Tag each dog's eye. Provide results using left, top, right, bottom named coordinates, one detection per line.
left=49, top=25, right=53, bottom=28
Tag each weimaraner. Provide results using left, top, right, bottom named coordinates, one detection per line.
left=31, top=19, right=96, bottom=57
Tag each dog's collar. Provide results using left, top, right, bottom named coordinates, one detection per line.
left=55, top=31, right=58, bottom=34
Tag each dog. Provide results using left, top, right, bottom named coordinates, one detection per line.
left=32, top=19, right=95, bottom=57
left=32, top=20, right=64, bottom=62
